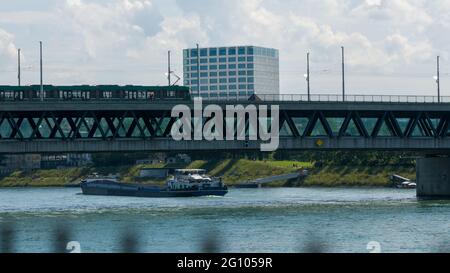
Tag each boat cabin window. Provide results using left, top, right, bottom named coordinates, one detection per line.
left=175, top=169, right=206, bottom=175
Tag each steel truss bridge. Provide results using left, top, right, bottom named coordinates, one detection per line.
left=2, top=95, right=450, bottom=153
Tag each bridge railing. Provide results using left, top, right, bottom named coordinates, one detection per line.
left=201, top=94, right=450, bottom=103
left=2, top=91, right=449, bottom=104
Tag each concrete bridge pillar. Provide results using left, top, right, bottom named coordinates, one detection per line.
left=416, top=156, right=450, bottom=199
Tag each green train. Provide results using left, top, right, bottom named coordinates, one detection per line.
left=0, top=85, right=191, bottom=101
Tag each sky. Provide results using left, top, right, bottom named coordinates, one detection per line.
left=0, top=0, right=450, bottom=96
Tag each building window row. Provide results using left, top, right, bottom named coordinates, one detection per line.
left=184, top=47, right=278, bottom=59
left=186, top=63, right=254, bottom=71
left=185, top=71, right=254, bottom=78
left=253, top=47, right=278, bottom=58
left=196, top=91, right=254, bottom=98
left=186, top=77, right=254, bottom=84
left=191, top=89, right=255, bottom=97
left=186, top=56, right=254, bottom=65
left=186, top=46, right=255, bottom=58
left=189, top=84, right=254, bottom=91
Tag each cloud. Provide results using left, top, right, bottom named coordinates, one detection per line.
left=0, top=28, right=18, bottom=68
left=422, top=0, right=450, bottom=30
left=0, top=11, right=59, bottom=25
left=350, top=0, right=433, bottom=31
left=284, top=14, right=433, bottom=70
left=173, top=0, right=433, bottom=69
left=287, top=15, right=386, bottom=65
left=0, top=0, right=447, bottom=92
left=51, top=0, right=209, bottom=84
left=63, top=0, right=159, bottom=58
left=384, top=34, right=433, bottom=63
left=129, top=14, right=208, bottom=57
left=61, top=0, right=206, bottom=60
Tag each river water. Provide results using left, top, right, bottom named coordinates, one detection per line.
left=0, top=187, right=449, bottom=253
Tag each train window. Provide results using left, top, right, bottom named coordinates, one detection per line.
left=37, top=90, right=46, bottom=99
left=168, top=91, right=176, bottom=97
left=103, top=91, right=112, bottom=98
left=1, top=91, right=14, bottom=99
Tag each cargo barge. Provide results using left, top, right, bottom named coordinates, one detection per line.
left=80, top=169, right=228, bottom=197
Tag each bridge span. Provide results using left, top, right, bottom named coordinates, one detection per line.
left=2, top=138, right=450, bottom=154
left=2, top=98, right=450, bottom=153
left=2, top=96, right=450, bottom=199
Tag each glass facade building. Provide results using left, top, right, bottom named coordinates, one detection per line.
left=183, top=46, right=279, bottom=100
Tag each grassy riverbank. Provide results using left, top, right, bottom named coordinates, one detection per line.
left=301, top=165, right=415, bottom=187
left=0, top=168, right=90, bottom=187
left=0, top=159, right=415, bottom=187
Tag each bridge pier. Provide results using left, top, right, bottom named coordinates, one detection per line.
left=416, top=156, right=450, bottom=199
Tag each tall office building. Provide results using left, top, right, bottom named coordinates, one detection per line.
left=183, top=46, right=279, bottom=100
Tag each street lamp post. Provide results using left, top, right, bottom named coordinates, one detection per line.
left=307, top=52, right=310, bottom=101
left=40, top=41, right=43, bottom=101
left=168, top=50, right=171, bottom=86
left=437, top=56, right=440, bottom=103
left=18, top=49, right=21, bottom=86
left=196, top=43, right=200, bottom=98
left=341, top=46, right=345, bottom=102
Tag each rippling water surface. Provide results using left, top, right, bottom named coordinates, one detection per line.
left=1, top=187, right=449, bottom=253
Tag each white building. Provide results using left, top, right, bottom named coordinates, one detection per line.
left=183, top=46, right=279, bottom=100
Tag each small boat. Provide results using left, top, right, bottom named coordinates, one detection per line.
left=80, top=169, right=228, bottom=198
left=390, top=174, right=416, bottom=189
left=396, top=181, right=417, bottom=189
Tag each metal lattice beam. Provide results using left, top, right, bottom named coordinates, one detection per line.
left=2, top=109, right=450, bottom=141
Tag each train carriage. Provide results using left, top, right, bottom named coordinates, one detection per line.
left=0, top=86, right=30, bottom=100
left=58, top=85, right=96, bottom=100
left=0, top=85, right=191, bottom=101
left=29, top=85, right=56, bottom=99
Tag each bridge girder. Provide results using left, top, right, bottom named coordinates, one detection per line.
left=1, top=109, right=449, bottom=140
left=1, top=103, right=450, bottom=153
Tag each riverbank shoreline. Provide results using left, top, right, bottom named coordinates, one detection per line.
left=0, top=159, right=416, bottom=188
left=0, top=182, right=415, bottom=189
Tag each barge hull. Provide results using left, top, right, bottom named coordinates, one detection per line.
left=81, top=185, right=227, bottom=198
